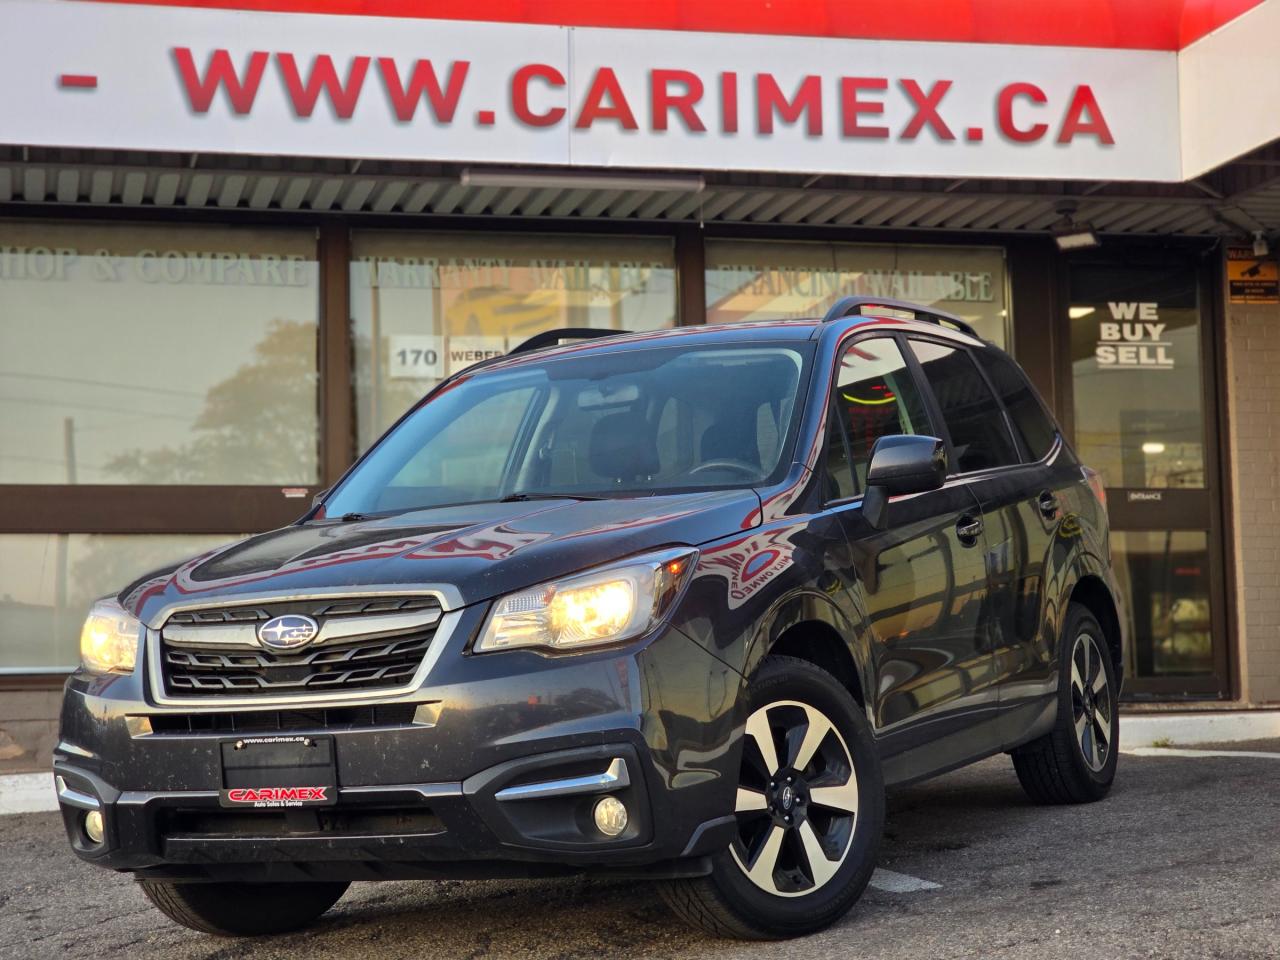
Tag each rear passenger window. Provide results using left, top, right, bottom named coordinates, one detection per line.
left=825, top=337, right=933, bottom=497
left=908, top=339, right=1019, bottom=473
left=975, top=350, right=1059, bottom=461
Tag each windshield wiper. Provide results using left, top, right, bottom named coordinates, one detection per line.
left=337, top=512, right=373, bottom=521
left=499, top=492, right=605, bottom=503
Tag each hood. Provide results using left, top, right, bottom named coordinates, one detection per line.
left=121, top=489, right=761, bottom=626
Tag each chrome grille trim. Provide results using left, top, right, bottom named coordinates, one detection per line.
left=139, top=584, right=461, bottom=631
left=162, top=607, right=442, bottom=649
left=146, top=591, right=461, bottom=710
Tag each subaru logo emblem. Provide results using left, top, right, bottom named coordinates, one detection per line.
left=257, top=614, right=319, bottom=651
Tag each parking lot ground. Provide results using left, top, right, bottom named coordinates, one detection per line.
left=3, top=746, right=1278, bottom=960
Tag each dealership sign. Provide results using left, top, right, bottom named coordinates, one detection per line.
left=3, top=0, right=1181, bottom=180
left=1095, top=303, right=1175, bottom=370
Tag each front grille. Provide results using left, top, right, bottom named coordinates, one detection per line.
left=146, top=703, right=420, bottom=735
left=157, top=596, right=442, bottom=700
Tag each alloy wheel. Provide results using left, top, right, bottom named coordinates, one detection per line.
left=1071, top=632, right=1113, bottom=772
left=730, top=700, right=859, bottom=897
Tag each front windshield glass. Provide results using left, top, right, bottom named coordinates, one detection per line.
left=323, top=342, right=812, bottom=515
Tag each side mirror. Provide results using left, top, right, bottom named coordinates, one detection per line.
left=862, top=435, right=947, bottom=530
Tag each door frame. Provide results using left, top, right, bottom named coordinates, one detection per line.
left=1053, top=245, right=1232, bottom=700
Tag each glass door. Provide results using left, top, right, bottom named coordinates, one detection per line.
left=1066, top=258, right=1229, bottom=699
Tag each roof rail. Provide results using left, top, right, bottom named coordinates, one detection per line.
left=510, top=327, right=627, bottom=355
left=821, top=296, right=981, bottom=340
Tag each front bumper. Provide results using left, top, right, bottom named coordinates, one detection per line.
left=54, top=608, right=743, bottom=881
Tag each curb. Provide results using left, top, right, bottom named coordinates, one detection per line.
left=1120, top=710, right=1280, bottom=747
left=0, top=771, right=56, bottom=815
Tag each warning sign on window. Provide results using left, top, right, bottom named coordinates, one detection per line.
left=1227, top=247, right=1279, bottom=304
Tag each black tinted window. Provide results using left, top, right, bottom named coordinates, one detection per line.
left=975, top=349, right=1058, bottom=461
left=909, top=339, right=1019, bottom=473
left=825, top=337, right=932, bottom=497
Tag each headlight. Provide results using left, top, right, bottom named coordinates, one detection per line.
left=79, top=599, right=144, bottom=674
left=475, top=547, right=698, bottom=653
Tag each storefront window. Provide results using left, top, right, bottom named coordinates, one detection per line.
left=705, top=240, right=1009, bottom=347
left=0, top=533, right=241, bottom=672
left=350, top=232, right=677, bottom=451
left=1069, top=263, right=1204, bottom=488
left=0, top=223, right=320, bottom=485
left=1112, top=530, right=1215, bottom=680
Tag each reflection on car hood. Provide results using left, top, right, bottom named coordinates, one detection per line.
left=121, top=489, right=762, bottom=626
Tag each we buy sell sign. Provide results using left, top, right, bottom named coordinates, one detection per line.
left=3, top=0, right=1181, bottom=181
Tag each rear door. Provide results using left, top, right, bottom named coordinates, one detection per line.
left=905, top=337, right=1065, bottom=741
left=971, top=346, right=1078, bottom=733
left=823, top=335, right=998, bottom=782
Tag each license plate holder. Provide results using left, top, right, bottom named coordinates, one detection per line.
left=219, top=735, right=337, bottom=809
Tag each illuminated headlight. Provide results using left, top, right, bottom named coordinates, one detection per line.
left=79, top=598, right=144, bottom=674
left=475, top=548, right=697, bottom=653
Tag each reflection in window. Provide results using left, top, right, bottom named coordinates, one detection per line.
left=826, top=338, right=931, bottom=496
left=1112, top=531, right=1216, bottom=683
left=388, top=387, right=536, bottom=500
left=705, top=239, right=1009, bottom=347
left=975, top=349, right=1058, bottom=461
left=350, top=232, right=677, bottom=451
left=325, top=346, right=807, bottom=517
left=0, top=223, right=320, bottom=485
left=910, top=340, right=1019, bottom=472
left=0, top=533, right=241, bottom=671
left=1069, top=264, right=1205, bottom=488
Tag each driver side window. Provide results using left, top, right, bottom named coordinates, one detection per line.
left=824, top=337, right=932, bottom=499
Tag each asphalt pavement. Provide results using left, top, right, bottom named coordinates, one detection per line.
left=3, top=745, right=1277, bottom=960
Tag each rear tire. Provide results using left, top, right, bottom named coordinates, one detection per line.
left=139, top=879, right=349, bottom=936
left=1012, top=603, right=1118, bottom=804
left=660, top=655, right=884, bottom=939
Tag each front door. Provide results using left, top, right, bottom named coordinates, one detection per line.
left=821, top=334, right=997, bottom=783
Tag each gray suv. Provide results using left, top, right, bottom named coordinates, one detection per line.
left=57, top=297, right=1123, bottom=939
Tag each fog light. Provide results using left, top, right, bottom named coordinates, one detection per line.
left=83, top=809, right=105, bottom=844
left=593, top=796, right=628, bottom=837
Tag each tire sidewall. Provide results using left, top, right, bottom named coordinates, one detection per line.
left=708, top=656, right=884, bottom=935
left=140, top=879, right=349, bottom=936
left=1058, top=606, right=1119, bottom=790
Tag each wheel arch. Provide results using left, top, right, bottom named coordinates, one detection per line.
left=1069, top=574, right=1123, bottom=683
left=768, top=620, right=866, bottom=710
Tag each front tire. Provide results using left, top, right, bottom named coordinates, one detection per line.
left=139, top=879, right=350, bottom=936
left=1012, top=603, right=1119, bottom=804
left=660, top=655, right=884, bottom=939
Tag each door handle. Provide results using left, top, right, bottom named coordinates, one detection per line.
left=956, top=515, right=983, bottom=544
left=1037, top=491, right=1059, bottom=520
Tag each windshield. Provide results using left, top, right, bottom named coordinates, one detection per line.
left=323, top=342, right=812, bottom=516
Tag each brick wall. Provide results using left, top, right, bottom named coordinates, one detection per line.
left=1225, top=300, right=1280, bottom=703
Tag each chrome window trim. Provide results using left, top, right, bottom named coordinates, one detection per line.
left=944, top=433, right=1065, bottom=481
left=146, top=605, right=463, bottom=711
